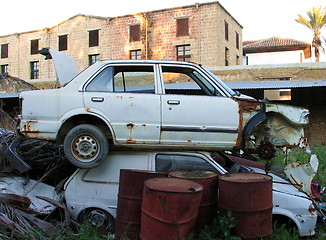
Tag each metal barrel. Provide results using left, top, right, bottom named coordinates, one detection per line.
left=140, top=177, right=203, bottom=240
left=168, top=169, right=218, bottom=230
left=115, top=169, right=168, bottom=240
left=218, top=173, right=273, bottom=239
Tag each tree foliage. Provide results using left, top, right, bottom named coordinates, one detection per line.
left=296, top=6, right=326, bottom=62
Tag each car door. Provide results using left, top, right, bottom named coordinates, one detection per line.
left=82, top=64, right=161, bottom=144
left=159, top=64, right=239, bottom=149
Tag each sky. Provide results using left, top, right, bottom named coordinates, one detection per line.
left=1, top=0, right=325, bottom=43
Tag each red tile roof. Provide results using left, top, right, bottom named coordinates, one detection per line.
left=243, top=36, right=311, bottom=54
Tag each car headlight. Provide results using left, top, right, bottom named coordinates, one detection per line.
left=308, top=203, right=316, bottom=214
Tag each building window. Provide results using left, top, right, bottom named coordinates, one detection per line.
left=129, top=24, right=140, bottom=42
left=225, top=47, right=229, bottom=66
left=130, top=49, right=142, bottom=59
left=1, top=64, right=8, bottom=75
left=264, top=89, right=292, bottom=101
left=31, top=39, right=39, bottom=55
left=236, top=32, right=239, bottom=49
left=176, top=45, right=190, bottom=61
left=59, top=35, right=68, bottom=51
left=1, top=44, right=8, bottom=59
left=89, top=54, right=100, bottom=65
left=224, top=21, right=229, bottom=41
left=30, top=61, right=39, bottom=79
left=89, top=29, right=99, bottom=47
left=176, top=18, right=189, bottom=37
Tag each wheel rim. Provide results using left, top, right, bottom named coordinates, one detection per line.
left=86, top=209, right=109, bottom=229
left=71, top=134, right=99, bottom=163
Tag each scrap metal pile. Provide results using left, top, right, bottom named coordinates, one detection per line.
left=0, top=127, right=325, bottom=238
left=0, top=128, right=75, bottom=238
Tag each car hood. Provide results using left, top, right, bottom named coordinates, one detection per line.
left=251, top=167, right=308, bottom=198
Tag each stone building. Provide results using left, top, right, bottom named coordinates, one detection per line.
left=0, top=1, right=243, bottom=81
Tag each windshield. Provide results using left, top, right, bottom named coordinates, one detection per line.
left=200, top=65, right=236, bottom=96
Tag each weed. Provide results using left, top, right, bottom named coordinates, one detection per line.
left=195, top=211, right=241, bottom=240
left=270, top=224, right=299, bottom=240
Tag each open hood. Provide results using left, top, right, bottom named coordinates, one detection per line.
left=39, top=48, right=79, bottom=85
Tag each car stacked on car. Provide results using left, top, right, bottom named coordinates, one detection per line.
left=8, top=49, right=317, bottom=236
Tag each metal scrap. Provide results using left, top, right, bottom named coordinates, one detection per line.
left=284, top=138, right=320, bottom=197
left=0, top=193, right=31, bottom=211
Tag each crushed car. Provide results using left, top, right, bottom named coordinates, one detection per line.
left=10, top=48, right=309, bottom=169
left=64, top=150, right=318, bottom=237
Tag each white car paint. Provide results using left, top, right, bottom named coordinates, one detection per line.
left=64, top=151, right=317, bottom=237
left=17, top=49, right=310, bottom=169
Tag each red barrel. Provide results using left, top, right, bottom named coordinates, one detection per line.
left=169, top=169, right=218, bottom=230
left=218, top=173, right=273, bottom=239
left=115, top=169, right=168, bottom=240
left=141, top=178, right=203, bottom=240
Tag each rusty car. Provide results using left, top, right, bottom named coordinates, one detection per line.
left=64, top=150, right=318, bottom=236
left=15, top=49, right=309, bottom=168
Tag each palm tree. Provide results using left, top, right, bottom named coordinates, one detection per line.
left=295, top=6, right=326, bottom=62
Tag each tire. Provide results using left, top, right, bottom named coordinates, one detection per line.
left=63, top=124, right=109, bottom=168
left=79, top=208, right=115, bottom=233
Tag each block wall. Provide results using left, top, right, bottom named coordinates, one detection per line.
left=0, top=2, right=243, bottom=81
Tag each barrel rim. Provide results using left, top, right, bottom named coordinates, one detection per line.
left=144, top=177, right=203, bottom=193
left=168, top=168, right=218, bottom=179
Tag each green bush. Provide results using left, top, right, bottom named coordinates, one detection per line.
left=195, top=211, right=240, bottom=240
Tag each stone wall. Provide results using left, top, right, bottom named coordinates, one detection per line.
left=210, top=62, right=326, bottom=82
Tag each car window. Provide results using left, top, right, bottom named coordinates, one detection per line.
left=86, top=66, right=114, bottom=92
left=86, top=65, right=155, bottom=93
left=114, top=65, right=155, bottom=93
left=155, top=154, right=216, bottom=172
left=161, top=65, right=222, bottom=96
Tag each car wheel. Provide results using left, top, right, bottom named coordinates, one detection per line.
left=80, top=208, right=115, bottom=233
left=64, top=124, right=109, bottom=168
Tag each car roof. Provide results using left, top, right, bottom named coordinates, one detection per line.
left=97, top=59, right=200, bottom=66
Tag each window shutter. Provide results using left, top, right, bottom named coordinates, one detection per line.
left=1, top=44, right=8, bottom=58
left=129, top=25, right=141, bottom=42
left=31, top=40, right=39, bottom=55
left=225, top=21, right=229, bottom=41
left=177, top=18, right=189, bottom=37
left=59, top=35, right=68, bottom=51
left=89, top=30, right=99, bottom=47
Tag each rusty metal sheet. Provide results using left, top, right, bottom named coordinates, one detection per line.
left=284, top=153, right=319, bottom=196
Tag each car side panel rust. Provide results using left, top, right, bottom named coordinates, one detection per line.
left=235, top=98, right=262, bottom=147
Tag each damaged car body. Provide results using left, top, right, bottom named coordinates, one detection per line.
left=64, top=151, right=318, bottom=237
left=12, top=49, right=309, bottom=168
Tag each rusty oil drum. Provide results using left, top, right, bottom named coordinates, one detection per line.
left=168, top=169, right=218, bottom=230
left=140, top=177, right=203, bottom=240
left=115, top=169, right=168, bottom=240
left=218, top=173, right=273, bottom=239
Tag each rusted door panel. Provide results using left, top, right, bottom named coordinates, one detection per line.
left=160, top=95, right=239, bottom=149
left=83, top=92, right=161, bottom=144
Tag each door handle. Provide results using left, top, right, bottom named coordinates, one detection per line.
left=91, top=97, right=104, bottom=102
left=167, top=100, right=180, bottom=105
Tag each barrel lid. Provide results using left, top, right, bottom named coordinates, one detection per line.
left=144, top=177, right=203, bottom=193
left=169, top=169, right=217, bottom=179
left=218, top=173, right=272, bottom=183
